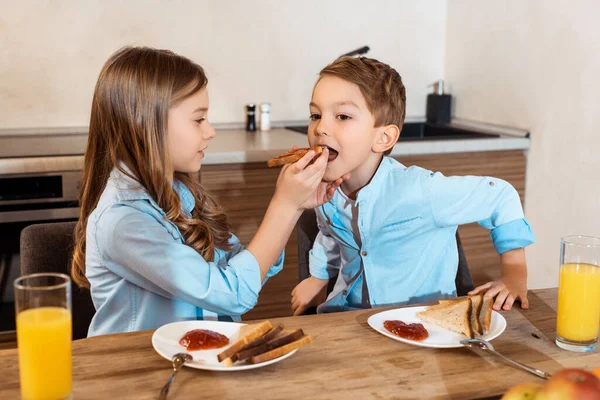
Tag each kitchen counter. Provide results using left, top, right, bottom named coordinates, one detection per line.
left=0, top=119, right=530, bottom=174
left=203, top=126, right=529, bottom=165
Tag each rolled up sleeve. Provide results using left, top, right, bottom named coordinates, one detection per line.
left=263, top=250, right=284, bottom=283
left=490, top=218, right=535, bottom=254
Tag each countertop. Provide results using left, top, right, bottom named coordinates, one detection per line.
left=0, top=119, right=530, bottom=174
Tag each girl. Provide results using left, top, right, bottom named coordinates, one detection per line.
left=71, top=47, right=343, bottom=336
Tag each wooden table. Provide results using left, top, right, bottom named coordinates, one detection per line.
left=1, top=288, right=598, bottom=399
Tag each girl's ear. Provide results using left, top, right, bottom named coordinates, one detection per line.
left=373, top=124, right=400, bottom=153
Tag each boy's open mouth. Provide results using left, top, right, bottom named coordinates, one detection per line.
left=319, top=145, right=338, bottom=164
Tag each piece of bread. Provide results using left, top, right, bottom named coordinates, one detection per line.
left=248, top=335, right=312, bottom=364
left=439, top=294, right=484, bottom=336
left=217, top=321, right=272, bottom=366
left=235, top=329, right=304, bottom=362
left=267, top=146, right=324, bottom=167
left=480, top=295, right=494, bottom=334
left=228, top=324, right=284, bottom=363
left=417, top=297, right=474, bottom=338
left=469, top=294, right=484, bottom=335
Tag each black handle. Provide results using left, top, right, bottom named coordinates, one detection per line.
left=340, top=46, right=370, bottom=58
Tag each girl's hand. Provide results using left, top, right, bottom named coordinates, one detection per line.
left=299, top=173, right=350, bottom=210
left=273, top=148, right=337, bottom=210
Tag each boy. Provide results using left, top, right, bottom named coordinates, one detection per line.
left=291, top=57, right=535, bottom=315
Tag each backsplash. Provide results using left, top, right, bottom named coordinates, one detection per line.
left=0, top=0, right=447, bottom=129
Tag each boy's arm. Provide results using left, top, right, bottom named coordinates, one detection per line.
left=426, top=172, right=535, bottom=309
left=469, top=248, right=529, bottom=311
left=291, top=210, right=341, bottom=315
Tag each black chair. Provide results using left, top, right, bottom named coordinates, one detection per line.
left=20, top=222, right=95, bottom=340
left=297, top=209, right=474, bottom=313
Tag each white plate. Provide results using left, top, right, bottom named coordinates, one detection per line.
left=367, top=305, right=506, bottom=348
left=152, top=320, right=297, bottom=371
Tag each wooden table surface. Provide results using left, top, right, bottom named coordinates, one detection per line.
left=1, top=288, right=598, bottom=400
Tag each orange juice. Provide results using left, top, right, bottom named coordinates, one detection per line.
left=557, top=263, right=600, bottom=342
left=16, top=307, right=72, bottom=400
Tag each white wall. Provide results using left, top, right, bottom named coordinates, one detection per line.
left=445, top=0, right=600, bottom=289
left=0, top=0, right=447, bottom=129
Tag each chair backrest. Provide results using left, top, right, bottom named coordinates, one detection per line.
left=296, top=208, right=475, bottom=301
left=20, top=222, right=95, bottom=340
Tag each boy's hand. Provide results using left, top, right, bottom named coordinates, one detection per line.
left=469, top=248, right=529, bottom=311
left=468, top=279, right=529, bottom=311
left=291, top=276, right=329, bottom=316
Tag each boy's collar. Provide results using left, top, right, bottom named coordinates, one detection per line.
left=354, top=157, right=393, bottom=203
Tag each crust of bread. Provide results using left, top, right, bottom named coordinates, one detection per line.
left=267, top=146, right=323, bottom=167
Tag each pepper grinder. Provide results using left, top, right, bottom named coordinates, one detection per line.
left=245, top=104, right=256, bottom=131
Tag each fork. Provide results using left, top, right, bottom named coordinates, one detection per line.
left=461, top=338, right=552, bottom=380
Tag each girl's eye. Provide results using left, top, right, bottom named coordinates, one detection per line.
left=195, top=118, right=205, bottom=124
left=309, top=114, right=321, bottom=121
left=337, top=114, right=351, bottom=121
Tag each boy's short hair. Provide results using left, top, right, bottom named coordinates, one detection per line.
left=318, top=56, right=406, bottom=156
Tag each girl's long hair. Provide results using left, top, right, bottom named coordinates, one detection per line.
left=72, top=46, right=232, bottom=288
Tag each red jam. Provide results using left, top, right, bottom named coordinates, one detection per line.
left=179, top=329, right=230, bottom=351
left=384, top=320, right=429, bottom=341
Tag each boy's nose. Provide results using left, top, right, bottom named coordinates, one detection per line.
left=314, top=121, right=329, bottom=137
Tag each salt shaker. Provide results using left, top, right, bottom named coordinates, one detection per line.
left=245, top=104, right=256, bottom=132
left=259, top=103, right=271, bottom=131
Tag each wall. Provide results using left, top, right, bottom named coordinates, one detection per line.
left=445, top=0, right=600, bottom=288
left=0, top=0, right=447, bottom=128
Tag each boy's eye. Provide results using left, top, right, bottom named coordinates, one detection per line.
left=337, top=114, right=351, bottom=121
left=195, top=118, right=206, bottom=124
left=309, top=113, right=321, bottom=121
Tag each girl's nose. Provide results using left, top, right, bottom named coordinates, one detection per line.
left=205, top=123, right=216, bottom=140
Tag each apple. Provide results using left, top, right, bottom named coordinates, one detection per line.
left=534, top=368, right=600, bottom=400
left=500, top=381, right=542, bottom=399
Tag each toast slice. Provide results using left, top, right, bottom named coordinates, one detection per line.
left=480, top=295, right=494, bottom=334
left=228, top=324, right=284, bottom=363
left=439, top=294, right=484, bottom=336
left=417, top=297, right=474, bottom=338
left=249, top=335, right=312, bottom=364
left=235, top=328, right=304, bottom=362
left=267, top=146, right=324, bottom=167
left=469, top=294, right=484, bottom=335
left=217, top=321, right=272, bottom=366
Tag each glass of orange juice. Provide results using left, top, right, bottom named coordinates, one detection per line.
left=556, top=235, right=600, bottom=352
left=14, top=273, right=72, bottom=400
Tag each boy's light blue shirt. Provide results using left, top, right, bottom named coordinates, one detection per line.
left=86, top=167, right=283, bottom=337
left=310, top=157, right=535, bottom=313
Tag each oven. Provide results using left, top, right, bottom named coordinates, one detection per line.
left=0, top=129, right=87, bottom=333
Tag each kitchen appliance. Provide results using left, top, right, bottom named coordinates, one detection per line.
left=0, top=128, right=86, bottom=332
left=426, top=79, right=452, bottom=124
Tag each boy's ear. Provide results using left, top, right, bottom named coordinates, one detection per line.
left=373, top=124, right=400, bottom=153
